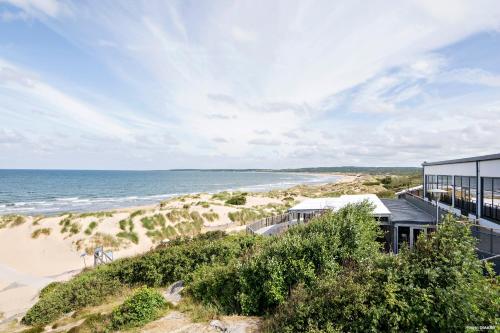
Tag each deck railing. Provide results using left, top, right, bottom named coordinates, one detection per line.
left=400, top=192, right=500, bottom=256
left=246, top=211, right=324, bottom=235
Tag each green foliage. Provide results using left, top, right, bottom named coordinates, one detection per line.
left=39, top=282, right=61, bottom=298
left=23, top=231, right=257, bottom=326
left=31, top=227, right=51, bottom=239
left=69, top=222, right=81, bottom=235
left=190, top=211, right=203, bottom=225
left=166, top=209, right=191, bottom=222
left=22, top=270, right=122, bottom=326
left=189, top=262, right=242, bottom=313
left=376, top=189, right=396, bottom=198
left=117, top=218, right=138, bottom=243
left=211, top=191, right=231, bottom=201
left=141, top=214, right=166, bottom=230
left=362, top=181, right=381, bottom=186
left=146, top=225, right=177, bottom=242
left=196, top=201, right=211, bottom=208
left=0, top=214, right=26, bottom=228
left=225, top=195, right=247, bottom=205
left=130, top=210, right=145, bottom=219
left=264, top=216, right=500, bottom=332
left=116, top=231, right=139, bottom=244
left=377, top=174, right=422, bottom=192
left=66, top=312, right=111, bottom=333
left=110, top=287, right=168, bottom=330
left=84, top=221, right=98, bottom=236
left=202, top=212, right=219, bottom=222
left=189, top=202, right=381, bottom=315
left=228, top=208, right=264, bottom=225
left=78, top=211, right=114, bottom=219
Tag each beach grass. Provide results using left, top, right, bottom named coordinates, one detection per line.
left=31, top=228, right=51, bottom=239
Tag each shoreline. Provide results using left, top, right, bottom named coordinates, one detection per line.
left=0, top=171, right=351, bottom=217
left=0, top=173, right=364, bottom=325
left=0, top=172, right=345, bottom=218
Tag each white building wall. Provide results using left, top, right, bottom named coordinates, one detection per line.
left=423, top=157, right=500, bottom=229
left=479, top=159, right=500, bottom=177
left=423, top=162, right=476, bottom=176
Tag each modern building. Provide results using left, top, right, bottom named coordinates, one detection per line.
left=287, top=194, right=435, bottom=253
left=422, top=153, right=500, bottom=229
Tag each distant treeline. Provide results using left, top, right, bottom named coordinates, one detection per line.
left=279, top=166, right=422, bottom=175
left=170, top=167, right=422, bottom=175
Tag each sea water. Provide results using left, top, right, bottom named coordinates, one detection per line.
left=0, top=170, right=339, bottom=215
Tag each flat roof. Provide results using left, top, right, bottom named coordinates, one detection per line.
left=381, top=199, right=434, bottom=223
left=289, top=194, right=391, bottom=216
left=422, top=153, right=500, bottom=166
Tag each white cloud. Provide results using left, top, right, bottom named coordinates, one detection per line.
left=1, top=0, right=64, bottom=17
left=2, top=1, right=500, bottom=168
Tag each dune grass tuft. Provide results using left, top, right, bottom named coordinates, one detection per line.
left=31, top=228, right=51, bottom=239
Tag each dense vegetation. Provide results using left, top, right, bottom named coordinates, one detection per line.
left=110, top=287, right=168, bottom=330
left=188, top=203, right=380, bottom=315
left=22, top=231, right=259, bottom=326
left=22, top=204, right=498, bottom=332
left=264, top=215, right=499, bottom=332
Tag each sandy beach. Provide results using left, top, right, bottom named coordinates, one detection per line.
left=0, top=173, right=369, bottom=327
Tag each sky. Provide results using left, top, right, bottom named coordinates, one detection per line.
left=1, top=0, right=500, bottom=170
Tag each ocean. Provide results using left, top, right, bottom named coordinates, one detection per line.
left=0, top=170, right=339, bottom=215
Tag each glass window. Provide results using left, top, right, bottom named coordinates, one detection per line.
left=482, top=177, right=500, bottom=222
left=454, top=176, right=477, bottom=214
left=426, top=175, right=452, bottom=204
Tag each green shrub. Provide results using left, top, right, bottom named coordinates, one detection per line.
left=23, top=232, right=257, bottom=326
left=23, top=270, right=122, bottom=326
left=264, top=216, right=500, bottom=332
left=190, top=202, right=381, bottom=315
left=188, top=262, right=242, bottom=314
left=225, top=195, right=247, bottom=205
left=110, top=287, right=168, bottom=330
left=376, top=189, right=395, bottom=198
left=39, top=282, right=61, bottom=298
left=362, top=181, right=380, bottom=186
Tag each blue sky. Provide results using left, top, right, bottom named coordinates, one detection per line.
left=0, top=0, right=500, bottom=169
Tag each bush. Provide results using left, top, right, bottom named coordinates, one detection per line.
left=225, top=195, right=247, bottom=205
left=23, top=232, right=258, bottom=326
left=110, top=287, right=167, bottom=330
left=189, top=202, right=381, bottom=315
left=264, top=216, right=500, bottom=332
left=188, top=262, right=242, bottom=313
left=22, top=270, right=122, bottom=326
